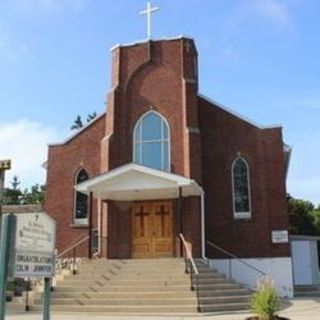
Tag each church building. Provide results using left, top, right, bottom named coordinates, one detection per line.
left=45, top=36, right=293, bottom=296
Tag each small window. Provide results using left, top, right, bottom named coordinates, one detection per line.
left=133, top=111, right=170, bottom=171
left=74, top=168, right=89, bottom=225
left=232, top=157, right=251, bottom=219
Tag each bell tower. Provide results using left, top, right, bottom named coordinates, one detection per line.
left=101, top=37, right=202, bottom=183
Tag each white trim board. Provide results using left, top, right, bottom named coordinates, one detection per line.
left=110, top=35, right=194, bottom=52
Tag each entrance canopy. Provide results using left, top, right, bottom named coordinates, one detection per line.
left=75, top=163, right=203, bottom=201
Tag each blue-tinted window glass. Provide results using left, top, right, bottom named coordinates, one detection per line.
left=141, top=112, right=162, bottom=140
left=141, top=142, right=162, bottom=170
left=134, top=111, right=170, bottom=171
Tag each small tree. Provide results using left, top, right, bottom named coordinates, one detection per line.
left=71, top=112, right=97, bottom=131
left=3, top=175, right=22, bottom=205
left=251, top=278, right=280, bottom=320
left=71, top=115, right=83, bottom=130
left=20, top=184, right=46, bottom=205
left=86, top=112, right=97, bottom=122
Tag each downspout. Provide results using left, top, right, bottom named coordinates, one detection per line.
left=201, top=191, right=206, bottom=259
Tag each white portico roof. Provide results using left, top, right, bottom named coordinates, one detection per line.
left=75, top=163, right=203, bottom=201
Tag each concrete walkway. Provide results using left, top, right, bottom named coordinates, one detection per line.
left=5, top=298, right=320, bottom=320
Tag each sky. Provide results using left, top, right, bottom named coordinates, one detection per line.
left=0, top=0, right=319, bottom=205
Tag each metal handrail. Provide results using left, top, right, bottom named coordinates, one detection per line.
left=179, top=233, right=201, bottom=312
left=24, top=234, right=93, bottom=311
left=206, top=240, right=266, bottom=277
left=57, top=235, right=90, bottom=259
left=179, top=233, right=199, bottom=275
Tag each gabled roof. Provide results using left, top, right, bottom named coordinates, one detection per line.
left=75, top=163, right=203, bottom=201
left=49, top=112, right=106, bottom=147
left=198, top=94, right=282, bottom=130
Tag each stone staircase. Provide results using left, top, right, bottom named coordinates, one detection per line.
left=23, top=258, right=251, bottom=314
left=294, top=285, right=320, bottom=297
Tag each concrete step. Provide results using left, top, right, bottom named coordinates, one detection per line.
left=77, top=268, right=186, bottom=274
left=200, top=302, right=250, bottom=313
left=199, top=295, right=250, bottom=305
left=33, top=297, right=198, bottom=306
left=52, top=285, right=194, bottom=293
left=294, top=285, right=320, bottom=292
left=198, top=288, right=249, bottom=297
left=193, top=278, right=230, bottom=285
left=64, top=273, right=189, bottom=280
left=35, top=291, right=197, bottom=299
left=197, top=283, right=242, bottom=290
left=22, top=258, right=251, bottom=314
left=28, top=304, right=198, bottom=313
left=294, top=285, right=320, bottom=297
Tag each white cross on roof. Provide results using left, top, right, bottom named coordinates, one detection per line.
left=139, top=1, right=160, bottom=40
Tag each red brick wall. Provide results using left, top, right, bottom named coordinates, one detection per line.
left=45, top=115, right=106, bottom=254
left=45, top=38, right=289, bottom=261
left=198, top=96, right=290, bottom=258
left=103, top=39, right=203, bottom=257
left=106, top=39, right=202, bottom=180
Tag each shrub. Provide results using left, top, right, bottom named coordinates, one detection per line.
left=251, top=277, right=280, bottom=320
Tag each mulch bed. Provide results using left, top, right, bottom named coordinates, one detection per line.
left=246, top=317, right=290, bottom=320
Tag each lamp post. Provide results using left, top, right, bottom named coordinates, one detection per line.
left=0, top=159, right=11, bottom=231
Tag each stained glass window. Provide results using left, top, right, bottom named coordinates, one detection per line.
left=232, top=157, right=251, bottom=218
left=134, top=111, right=170, bottom=171
left=75, top=169, right=89, bottom=223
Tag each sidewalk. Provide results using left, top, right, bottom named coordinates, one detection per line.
left=6, top=297, right=320, bottom=320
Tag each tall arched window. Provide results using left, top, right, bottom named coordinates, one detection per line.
left=133, top=111, right=170, bottom=171
left=232, top=157, right=251, bottom=219
left=74, top=168, right=89, bottom=224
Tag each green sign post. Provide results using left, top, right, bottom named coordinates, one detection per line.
left=0, top=214, right=16, bottom=320
left=43, top=278, right=51, bottom=320
left=0, top=211, right=56, bottom=320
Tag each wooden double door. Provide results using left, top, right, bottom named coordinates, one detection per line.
left=132, top=201, right=174, bottom=258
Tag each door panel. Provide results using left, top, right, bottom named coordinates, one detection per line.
left=132, top=201, right=173, bottom=258
left=153, top=202, right=173, bottom=257
left=292, top=240, right=313, bottom=285
left=132, top=203, right=153, bottom=258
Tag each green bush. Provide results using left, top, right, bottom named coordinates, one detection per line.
left=251, top=278, right=280, bottom=320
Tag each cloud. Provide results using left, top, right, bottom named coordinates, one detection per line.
left=16, top=0, right=87, bottom=13
left=226, top=0, right=294, bottom=33
left=0, top=119, right=61, bottom=189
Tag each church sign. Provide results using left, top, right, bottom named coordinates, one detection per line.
left=272, top=230, right=289, bottom=244
left=12, top=213, right=56, bottom=278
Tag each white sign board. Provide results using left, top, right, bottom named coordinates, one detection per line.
left=12, top=213, right=56, bottom=278
left=272, top=230, right=289, bottom=244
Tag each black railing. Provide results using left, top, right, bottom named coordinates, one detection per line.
left=179, top=233, right=201, bottom=312
left=206, top=240, right=267, bottom=279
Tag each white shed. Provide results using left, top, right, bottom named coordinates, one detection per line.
left=291, top=235, right=320, bottom=285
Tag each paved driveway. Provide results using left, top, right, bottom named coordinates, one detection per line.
left=6, top=297, right=320, bottom=320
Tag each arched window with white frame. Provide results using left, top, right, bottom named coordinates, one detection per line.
left=232, top=157, right=251, bottom=219
left=74, top=168, right=89, bottom=224
left=133, top=111, right=170, bottom=171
